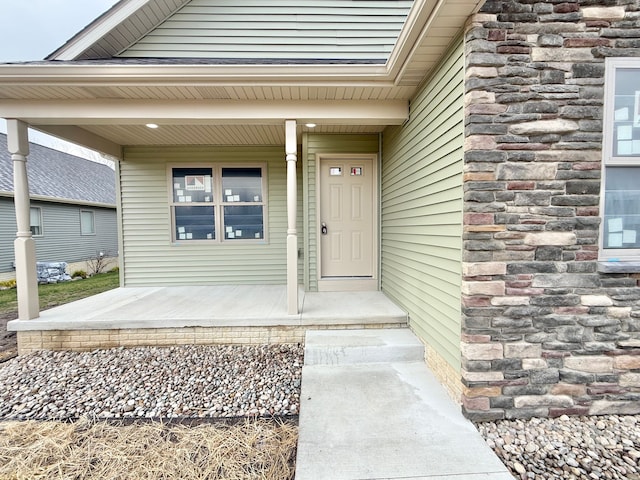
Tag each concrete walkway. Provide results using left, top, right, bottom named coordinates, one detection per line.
left=295, top=329, right=514, bottom=480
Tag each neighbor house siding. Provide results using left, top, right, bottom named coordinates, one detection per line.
left=33, top=201, right=118, bottom=263
left=119, top=0, right=413, bottom=60
left=381, top=37, right=464, bottom=372
left=302, top=133, right=379, bottom=291
left=0, top=198, right=17, bottom=279
left=0, top=197, right=118, bottom=278
left=120, top=146, right=302, bottom=286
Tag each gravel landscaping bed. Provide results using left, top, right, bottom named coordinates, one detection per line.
left=3, top=344, right=640, bottom=479
left=0, top=344, right=303, bottom=420
left=477, top=415, right=640, bottom=480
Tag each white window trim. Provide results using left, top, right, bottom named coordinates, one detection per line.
left=30, top=206, right=43, bottom=237
left=80, top=209, right=96, bottom=236
left=599, top=57, right=640, bottom=268
left=167, top=163, right=268, bottom=244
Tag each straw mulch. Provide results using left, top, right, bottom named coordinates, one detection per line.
left=0, top=417, right=297, bottom=480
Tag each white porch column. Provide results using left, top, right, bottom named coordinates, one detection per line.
left=285, top=119, right=298, bottom=315
left=7, top=119, right=39, bottom=319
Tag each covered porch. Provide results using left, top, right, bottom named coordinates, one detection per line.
left=8, top=285, right=408, bottom=354
left=0, top=0, right=478, bottom=326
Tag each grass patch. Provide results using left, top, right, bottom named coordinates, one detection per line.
left=0, top=271, right=120, bottom=319
left=0, top=418, right=297, bottom=479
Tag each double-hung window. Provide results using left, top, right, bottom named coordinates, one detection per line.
left=80, top=210, right=96, bottom=235
left=600, top=58, right=640, bottom=263
left=171, top=167, right=215, bottom=241
left=170, top=165, right=266, bottom=243
left=30, top=206, right=42, bottom=236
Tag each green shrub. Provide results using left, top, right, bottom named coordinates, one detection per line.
left=71, top=270, right=87, bottom=279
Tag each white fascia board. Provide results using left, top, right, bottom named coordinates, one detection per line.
left=0, top=99, right=408, bottom=125
left=32, top=196, right=116, bottom=209
left=0, top=191, right=115, bottom=209
left=0, top=64, right=392, bottom=86
left=48, top=0, right=154, bottom=61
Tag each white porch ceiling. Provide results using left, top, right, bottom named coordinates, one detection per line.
left=0, top=81, right=406, bottom=155
left=45, top=123, right=386, bottom=146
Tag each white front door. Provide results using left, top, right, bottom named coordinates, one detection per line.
left=319, top=155, right=376, bottom=288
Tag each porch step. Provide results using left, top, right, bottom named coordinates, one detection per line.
left=304, top=328, right=424, bottom=365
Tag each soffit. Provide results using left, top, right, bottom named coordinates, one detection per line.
left=396, top=0, right=484, bottom=86
left=0, top=84, right=416, bottom=102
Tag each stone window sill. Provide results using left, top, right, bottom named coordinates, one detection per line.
left=597, top=261, right=640, bottom=274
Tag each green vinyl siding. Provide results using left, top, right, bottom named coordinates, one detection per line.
left=119, top=0, right=413, bottom=60
left=302, top=133, right=379, bottom=291
left=381, top=37, right=464, bottom=372
left=120, top=146, right=302, bottom=286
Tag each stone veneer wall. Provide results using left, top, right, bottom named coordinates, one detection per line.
left=462, top=0, right=640, bottom=420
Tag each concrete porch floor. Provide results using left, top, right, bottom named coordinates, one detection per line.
left=8, top=285, right=408, bottom=332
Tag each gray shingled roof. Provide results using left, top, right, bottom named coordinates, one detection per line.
left=0, top=133, right=116, bottom=205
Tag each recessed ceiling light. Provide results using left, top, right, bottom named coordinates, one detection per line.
left=146, top=123, right=159, bottom=129
left=305, top=123, right=316, bottom=128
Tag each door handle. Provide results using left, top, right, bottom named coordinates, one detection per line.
left=321, top=223, right=328, bottom=235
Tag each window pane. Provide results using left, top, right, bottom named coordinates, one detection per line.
left=175, top=205, right=215, bottom=240
left=223, top=205, right=263, bottom=240
left=604, top=167, right=640, bottom=249
left=30, top=207, right=41, bottom=236
left=172, top=168, right=213, bottom=203
left=81, top=211, right=95, bottom=235
left=222, top=167, right=263, bottom=203
left=612, top=68, right=640, bottom=157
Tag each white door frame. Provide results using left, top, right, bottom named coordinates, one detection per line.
left=316, top=153, right=379, bottom=292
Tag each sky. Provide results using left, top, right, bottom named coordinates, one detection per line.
left=0, top=0, right=117, bottom=62
left=0, top=0, right=118, bottom=164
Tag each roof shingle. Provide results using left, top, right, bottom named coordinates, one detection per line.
left=0, top=133, right=116, bottom=206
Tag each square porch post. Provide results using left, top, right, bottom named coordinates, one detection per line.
left=285, top=119, right=298, bottom=315
left=7, top=119, right=40, bottom=319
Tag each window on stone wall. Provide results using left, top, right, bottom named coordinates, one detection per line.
left=601, top=58, right=640, bottom=263
left=169, top=165, right=266, bottom=243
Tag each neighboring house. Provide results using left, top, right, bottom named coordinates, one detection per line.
left=0, top=133, right=117, bottom=281
left=0, top=0, right=639, bottom=420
